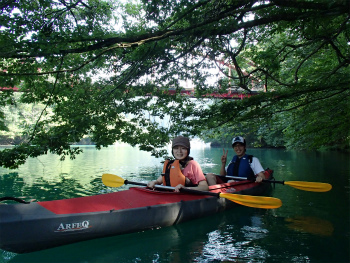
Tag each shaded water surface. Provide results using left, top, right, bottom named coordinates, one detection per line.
left=0, top=145, right=349, bottom=262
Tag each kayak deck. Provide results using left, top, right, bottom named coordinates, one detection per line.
left=0, top=179, right=270, bottom=253
left=38, top=188, right=212, bottom=214
left=36, top=179, right=257, bottom=215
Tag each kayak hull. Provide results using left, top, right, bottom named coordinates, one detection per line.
left=0, top=179, right=271, bottom=253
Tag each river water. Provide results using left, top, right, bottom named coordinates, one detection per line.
left=0, top=144, right=349, bottom=263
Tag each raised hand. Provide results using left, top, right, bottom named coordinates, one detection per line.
left=221, top=148, right=228, bottom=165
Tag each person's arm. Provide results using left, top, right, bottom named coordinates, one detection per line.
left=251, top=157, right=265, bottom=182
left=205, top=173, right=217, bottom=186
left=195, top=180, right=209, bottom=191
left=147, top=175, right=163, bottom=189
left=174, top=180, right=209, bottom=192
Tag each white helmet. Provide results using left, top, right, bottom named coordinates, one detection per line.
left=232, top=136, right=246, bottom=146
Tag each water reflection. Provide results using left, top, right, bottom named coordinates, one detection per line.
left=6, top=209, right=330, bottom=263
left=195, top=213, right=270, bottom=262
left=285, top=216, right=334, bottom=237
left=7, top=207, right=236, bottom=263
left=0, top=172, right=106, bottom=202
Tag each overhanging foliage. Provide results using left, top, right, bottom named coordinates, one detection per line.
left=0, top=0, right=349, bottom=168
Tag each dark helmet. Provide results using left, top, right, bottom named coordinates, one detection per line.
left=171, top=136, right=191, bottom=158
left=172, top=136, right=191, bottom=150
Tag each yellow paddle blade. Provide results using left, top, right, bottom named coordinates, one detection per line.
left=102, top=173, right=126, bottom=188
left=285, top=181, right=332, bottom=192
left=219, top=193, right=282, bottom=209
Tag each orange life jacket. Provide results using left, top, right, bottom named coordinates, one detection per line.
left=162, top=159, right=186, bottom=187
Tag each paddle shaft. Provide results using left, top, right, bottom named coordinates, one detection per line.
left=125, top=180, right=220, bottom=198
left=214, top=174, right=332, bottom=192
left=219, top=175, right=285, bottom=185
left=102, top=173, right=282, bottom=209
left=0, top=196, right=30, bottom=204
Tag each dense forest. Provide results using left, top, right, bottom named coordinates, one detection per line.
left=0, top=95, right=284, bottom=148
left=0, top=0, right=349, bottom=168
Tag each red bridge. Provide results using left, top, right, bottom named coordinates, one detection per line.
left=0, top=87, right=19, bottom=92
left=1, top=87, right=258, bottom=100
left=163, top=88, right=259, bottom=100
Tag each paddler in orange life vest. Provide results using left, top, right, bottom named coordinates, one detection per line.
left=206, top=136, right=266, bottom=186
left=147, top=136, right=209, bottom=192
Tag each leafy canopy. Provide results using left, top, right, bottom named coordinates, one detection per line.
left=0, top=0, right=349, bottom=168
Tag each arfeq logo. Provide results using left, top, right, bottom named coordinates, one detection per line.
left=55, top=220, right=91, bottom=232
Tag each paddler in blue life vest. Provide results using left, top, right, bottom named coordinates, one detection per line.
left=206, top=136, right=266, bottom=186
left=147, top=136, right=209, bottom=192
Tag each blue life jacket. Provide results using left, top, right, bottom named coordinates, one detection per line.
left=226, top=154, right=255, bottom=180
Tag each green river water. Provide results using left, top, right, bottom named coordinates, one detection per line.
left=0, top=144, right=349, bottom=263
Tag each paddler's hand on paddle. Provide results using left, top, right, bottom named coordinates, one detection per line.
left=147, top=176, right=163, bottom=189
left=147, top=180, right=157, bottom=189
left=174, top=178, right=192, bottom=192
left=255, top=172, right=265, bottom=183
left=174, top=184, right=185, bottom=192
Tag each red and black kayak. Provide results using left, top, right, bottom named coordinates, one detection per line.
left=0, top=175, right=274, bottom=254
